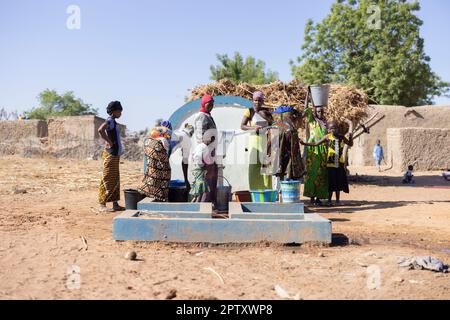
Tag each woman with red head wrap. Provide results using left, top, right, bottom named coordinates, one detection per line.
left=194, top=95, right=218, bottom=206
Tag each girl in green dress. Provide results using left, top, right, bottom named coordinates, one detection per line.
left=301, top=120, right=354, bottom=206
left=190, top=137, right=214, bottom=202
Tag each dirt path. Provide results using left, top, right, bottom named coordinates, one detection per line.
left=0, top=156, right=449, bottom=300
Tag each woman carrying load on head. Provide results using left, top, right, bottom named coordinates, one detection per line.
left=137, top=121, right=173, bottom=202
left=303, top=103, right=329, bottom=206
left=240, top=91, right=273, bottom=190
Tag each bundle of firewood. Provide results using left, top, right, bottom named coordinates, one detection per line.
left=189, top=79, right=369, bottom=127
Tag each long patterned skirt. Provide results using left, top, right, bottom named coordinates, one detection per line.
left=98, top=150, right=121, bottom=204
left=303, top=146, right=329, bottom=199
left=138, top=139, right=171, bottom=202
left=190, top=165, right=210, bottom=197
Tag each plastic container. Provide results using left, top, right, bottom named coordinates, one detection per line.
left=234, top=191, right=252, bottom=202
left=310, top=84, right=330, bottom=107
left=124, top=189, right=146, bottom=210
left=216, top=176, right=232, bottom=212
left=169, top=180, right=186, bottom=187
left=280, top=180, right=301, bottom=203
left=168, top=180, right=188, bottom=203
left=250, top=190, right=278, bottom=203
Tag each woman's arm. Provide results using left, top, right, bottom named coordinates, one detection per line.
left=342, top=134, right=354, bottom=147
left=98, top=122, right=113, bottom=148
left=240, top=112, right=263, bottom=133
left=240, top=115, right=254, bottom=131
left=300, top=136, right=328, bottom=147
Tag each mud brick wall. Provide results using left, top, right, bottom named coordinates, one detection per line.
left=349, top=105, right=450, bottom=167
left=0, top=120, right=47, bottom=140
left=387, top=128, right=450, bottom=171
left=47, top=116, right=126, bottom=158
left=0, top=120, right=48, bottom=156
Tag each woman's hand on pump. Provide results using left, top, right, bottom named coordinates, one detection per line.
left=254, top=125, right=263, bottom=134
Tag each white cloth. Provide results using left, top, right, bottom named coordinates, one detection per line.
left=171, top=129, right=192, bottom=162
left=192, top=143, right=214, bottom=166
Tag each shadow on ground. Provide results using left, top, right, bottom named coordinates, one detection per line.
left=349, top=173, right=450, bottom=187
left=305, top=200, right=450, bottom=214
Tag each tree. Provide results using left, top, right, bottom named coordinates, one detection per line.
left=290, top=0, right=449, bottom=106
left=26, top=89, right=98, bottom=120
left=210, top=52, right=279, bottom=85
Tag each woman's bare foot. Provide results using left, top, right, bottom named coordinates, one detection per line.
left=98, top=204, right=114, bottom=213
left=112, top=202, right=126, bottom=211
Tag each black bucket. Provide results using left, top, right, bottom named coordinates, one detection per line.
left=124, top=189, right=146, bottom=210
left=168, top=180, right=188, bottom=203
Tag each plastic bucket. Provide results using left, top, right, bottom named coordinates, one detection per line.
left=234, top=191, right=252, bottom=202
left=168, top=180, right=188, bottom=203
left=216, top=186, right=232, bottom=211
left=250, top=190, right=278, bottom=203
left=280, top=181, right=301, bottom=203
left=216, top=176, right=232, bottom=212
left=124, top=189, right=146, bottom=210
left=310, top=85, right=330, bottom=107
left=170, top=179, right=186, bottom=187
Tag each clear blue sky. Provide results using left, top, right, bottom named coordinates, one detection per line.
left=1, top=0, right=449, bottom=131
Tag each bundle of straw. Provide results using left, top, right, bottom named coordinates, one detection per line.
left=189, top=80, right=369, bottom=127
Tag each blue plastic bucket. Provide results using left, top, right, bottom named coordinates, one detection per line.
left=169, top=180, right=186, bottom=187
left=280, top=181, right=301, bottom=203
left=250, top=190, right=278, bottom=203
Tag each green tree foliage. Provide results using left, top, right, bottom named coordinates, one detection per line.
left=26, top=89, right=98, bottom=120
left=291, top=0, right=449, bottom=106
left=210, top=52, right=279, bottom=85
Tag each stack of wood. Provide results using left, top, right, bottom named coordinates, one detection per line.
left=189, top=79, right=369, bottom=128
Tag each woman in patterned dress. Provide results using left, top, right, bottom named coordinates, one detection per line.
left=137, top=124, right=172, bottom=202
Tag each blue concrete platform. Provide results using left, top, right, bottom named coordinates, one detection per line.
left=137, top=199, right=212, bottom=213
left=113, top=201, right=331, bottom=244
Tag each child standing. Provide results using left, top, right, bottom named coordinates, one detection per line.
left=301, top=120, right=353, bottom=206
left=373, top=139, right=384, bottom=172
left=98, top=101, right=125, bottom=212
left=190, top=138, right=214, bottom=202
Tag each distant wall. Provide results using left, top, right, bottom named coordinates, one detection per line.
left=0, top=120, right=47, bottom=140
left=48, top=115, right=126, bottom=145
left=387, top=128, right=450, bottom=171
left=47, top=115, right=126, bottom=158
left=0, top=120, right=48, bottom=156
left=0, top=116, right=127, bottom=159
left=349, top=105, right=450, bottom=168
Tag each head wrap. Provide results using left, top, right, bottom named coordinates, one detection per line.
left=159, top=120, right=172, bottom=130
left=273, top=106, right=294, bottom=115
left=201, top=95, right=214, bottom=114
left=107, top=101, right=123, bottom=115
left=149, top=126, right=172, bottom=153
left=150, top=126, right=172, bottom=140
left=253, top=91, right=264, bottom=101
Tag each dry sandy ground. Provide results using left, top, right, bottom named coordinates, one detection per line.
left=0, top=156, right=449, bottom=300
